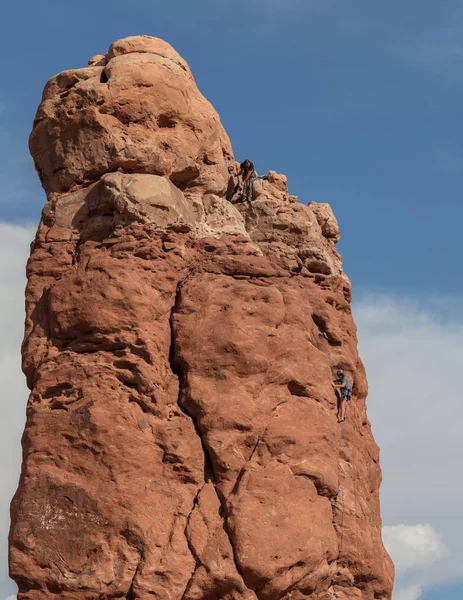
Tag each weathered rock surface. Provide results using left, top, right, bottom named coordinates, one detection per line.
left=32, top=35, right=232, bottom=196
left=10, top=36, right=394, bottom=600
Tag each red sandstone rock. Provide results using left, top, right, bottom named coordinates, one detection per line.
left=32, top=35, right=232, bottom=197
left=309, top=202, right=340, bottom=244
left=9, top=36, right=394, bottom=600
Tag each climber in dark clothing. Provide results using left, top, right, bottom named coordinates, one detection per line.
left=333, top=369, right=351, bottom=423
left=237, top=159, right=258, bottom=203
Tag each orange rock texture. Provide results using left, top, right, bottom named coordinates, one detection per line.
left=9, top=36, right=394, bottom=600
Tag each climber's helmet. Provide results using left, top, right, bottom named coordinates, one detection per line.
left=337, top=369, right=344, bottom=377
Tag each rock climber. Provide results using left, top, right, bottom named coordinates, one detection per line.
left=228, top=159, right=258, bottom=203
left=227, top=158, right=269, bottom=203
left=238, top=159, right=258, bottom=203
left=333, top=369, right=351, bottom=423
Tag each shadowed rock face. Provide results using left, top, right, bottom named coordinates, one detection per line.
left=9, top=35, right=394, bottom=600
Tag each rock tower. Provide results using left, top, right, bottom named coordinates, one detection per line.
left=9, top=36, right=394, bottom=600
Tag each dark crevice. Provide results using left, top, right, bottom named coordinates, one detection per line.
left=168, top=282, right=214, bottom=483
left=42, top=382, right=73, bottom=399
left=180, top=487, right=203, bottom=600
left=287, top=380, right=311, bottom=398
left=168, top=276, right=256, bottom=596
left=331, top=449, right=345, bottom=572
left=312, top=313, right=342, bottom=346
left=126, top=563, right=139, bottom=600
left=354, top=573, right=376, bottom=587
left=120, top=530, right=144, bottom=600
left=157, top=114, right=177, bottom=128
left=122, top=381, right=138, bottom=390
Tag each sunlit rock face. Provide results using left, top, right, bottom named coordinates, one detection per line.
left=9, top=35, right=393, bottom=600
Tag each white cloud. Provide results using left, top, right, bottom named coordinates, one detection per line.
left=6, top=595, right=17, bottom=600
left=383, top=524, right=446, bottom=573
left=394, top=584, right=422, bottom=600
left=355, top=295, right=463, bottom=596
left=0, top=223, right=34, bottom=599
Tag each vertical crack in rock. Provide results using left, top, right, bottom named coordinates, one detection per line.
left=120, top=529, right=143, bottom=600
left=330, top=456, right=344, bottom=586
left=126, top=563, right=140, bottom=600
left=226, top=435, right=262, bottom=502
left=225, top=399, right=292, bottom=504
left=169, top=279, right=256, bottom=596
left=180, top=486, right=202, bottom=600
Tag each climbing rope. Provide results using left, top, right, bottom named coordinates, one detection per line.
left=337, top=463, right=345, bottom=557
left=333, top=431, right=345, bottom=600
left=352, top=447, right=362, bottom=590
left=335, top=398, right=363, bottom=594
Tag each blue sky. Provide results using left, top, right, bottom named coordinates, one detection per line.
left=0, top=1, right=462, bottom=599
left=2, top=0, right=463, bottom=295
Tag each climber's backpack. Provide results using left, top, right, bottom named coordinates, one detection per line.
left=341, top=376, right=351, bottom=401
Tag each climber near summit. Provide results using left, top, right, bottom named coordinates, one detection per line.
left=239, top=159, right=258, bottom=203
left=333, top=369, right=351, bottom=423
left=228, top=159, right=258, bottom=203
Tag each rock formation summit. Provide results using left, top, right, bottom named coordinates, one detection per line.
left=10, top=36, right=394, bottom=600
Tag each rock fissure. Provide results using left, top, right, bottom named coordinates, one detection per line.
left=226, top=436, right=262, bottom=502
left=168, top=283, right=257, bottom=596
left=180, top=487, right=204, bottom=600
left=226, top=398, right=296, bottom=503
left=126, top=560, right=141, bottom=600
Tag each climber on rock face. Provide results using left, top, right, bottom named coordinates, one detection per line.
left=333, top=369, right=351, bottom=423
left=234, top=159, right=258, bottom=203
left=239, top=159, right=258, bottom=203
left=227, top=159, right=270, bottom=204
